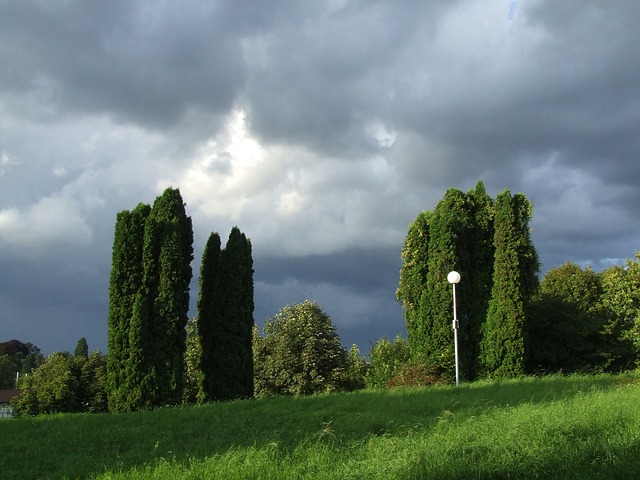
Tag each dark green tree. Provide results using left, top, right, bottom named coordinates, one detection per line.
left=74, top=337, right=89, bottom=359
left=0, top=341, right=43, bottom=388
left=526, top=263, right=603, bottom=373
left=253, top=301, right=351, bottom=397
left=397, top=211, right=430, bottom=363
left=0, top=355, right=14, bottom=389
left=398, top=182, right=539, bottom=381
left=135, top=187, right=193, bottom=408
left=479, top=190, right=539, bottom=378
left=197, top=232, right=221, bottom=401
left=202, top=227, right=254, bottom=401
left=600, top=256, right=640, bottom=369
left=108, top=188, right=193, bottom=411
left=365, top=335, right=410, bottom=389
left=464, top=181, right=495, bottom=378
left=421, top=188, right=473, bottom=377
left=106, top=203, right=150, bottom=412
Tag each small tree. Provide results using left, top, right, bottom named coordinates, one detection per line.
left=343, top=345, right=367, bottom=391
left=598, top=259, right=639, bottom=370
left=12, top=352, right=79, bottom=415
left=78, top=351, right=108, bottom=413
left=365, top=335, right=410, bottom=389
left=253, top=301, right=352, bottom=397
left=183, top=318, right=204, bottom=404
left=12, top=350, right=108, bottom=416
left=74, top=337, right=89, bottom=359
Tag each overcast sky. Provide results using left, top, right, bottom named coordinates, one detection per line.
left=2, top=0, right=639, bottom=356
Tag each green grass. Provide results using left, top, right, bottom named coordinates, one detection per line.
left=1, top=373, right=639, bottom=479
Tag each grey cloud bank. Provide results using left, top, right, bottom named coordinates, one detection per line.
left=1, top=0, right=639, bottom=354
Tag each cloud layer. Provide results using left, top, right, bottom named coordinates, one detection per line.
left=1, top=0, right=639, bottom=354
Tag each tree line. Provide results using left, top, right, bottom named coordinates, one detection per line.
left=397, top=180, right=639, bottom=381
left=8, top=182, right=640, bottom=416
left=106, top=187, right=255, bottom=412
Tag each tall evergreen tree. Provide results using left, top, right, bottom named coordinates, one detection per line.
left=464, top=181, right=495, bottom=378
left=421, top=188, right=473, bottom=377
left=113, top=188, right=193, bottom=410
left=106, top=203, right=150, bottom=412
left=143, top=187, right=193, bottom=407
left=197, top=231, right=221, bottom=400
left=202, top=227, right=254, bottom=401
left=397, top=210, right=430, bottom=361
left=479, top=190, right=539, bottom=378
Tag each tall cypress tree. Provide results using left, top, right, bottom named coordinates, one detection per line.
left=397, top=211, right=430, bottom=361
left=202, top=227, right=254, bottom=401
left=464, top=181, right=495, bottom=379
left=197, top=231, right=221, bottom=400
left=107, top=203, right=150, bottom=412
left=126, top=188, right=193, bottom=409
left=479, top=190, right=539, bottom=378
left=421, top=188, right=474, bottom=377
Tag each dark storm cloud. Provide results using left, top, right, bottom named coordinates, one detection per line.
left=0, top=1, right=244, bottom=129
left=242, top=0, right=453, bottom=156
left=1, top=0, right=640, bottom=355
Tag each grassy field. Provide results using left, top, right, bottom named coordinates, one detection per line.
left=1, top=373, right=638, bottom=479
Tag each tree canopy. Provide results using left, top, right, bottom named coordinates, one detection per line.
left=253, top=301, right=353, bottom=396
left=398, top=182, right=539, bottom=380
left=107, top=188, right=193, bottom=411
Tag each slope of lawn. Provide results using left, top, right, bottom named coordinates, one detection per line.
left=1, top=373, right=638, bottom=479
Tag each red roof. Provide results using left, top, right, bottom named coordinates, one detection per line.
left=0, top=390, right=22, bottom=404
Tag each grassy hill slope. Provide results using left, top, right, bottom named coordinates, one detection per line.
left=1, top=373, right=638, bottom=479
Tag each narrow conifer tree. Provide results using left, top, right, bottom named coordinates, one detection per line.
left=107, top=203, right=150, bottom=412
left=397, top=211, right=430, bottom=361
left=197, top=232, right=221, bottom=400
left=421, top=188, right=473, bottom=377
left=202, top=227, right=254, bottom=401
left=125, top=188, right=193, bottom=410
left=479, top=190, right=539, bottom=378
left=464, top=181, right=495, bottom=379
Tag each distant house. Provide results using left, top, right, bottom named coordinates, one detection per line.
left=0, top=389, right=21, bottom=418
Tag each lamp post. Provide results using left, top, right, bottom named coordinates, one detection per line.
left=447, top=271, right=461, bottom=386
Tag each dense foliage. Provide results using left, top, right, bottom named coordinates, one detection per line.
left=253, top=301, right=360, bottom=396
left=365, top=335, right=410, bottom=388
left=106, top=203, right=150, bottom=411
left=196, top=231, right=221, bottom=401
left=107, top=188, right=193, bottom=411
left=199, top=227, right=254, bottom=401
left=398, top=182, right=539, bottom=380
left=479, top=190, right=539, bottom=378
left=12, top=349, right=107, bottom=416
left=527, top=261, right=638, bottom=373
left=0, top=340, right=43, bottom=389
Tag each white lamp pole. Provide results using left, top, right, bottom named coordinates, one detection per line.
left=447, top=271, right=461, bottom=387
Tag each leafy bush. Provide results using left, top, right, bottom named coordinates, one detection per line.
left=253, top=301, right=358, bottom=396
left=12, top=350, right=107, bottom=416
left=387, top=362, right=450, bottom=388
left=365, top=335, right=410, bottom=388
